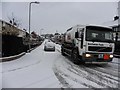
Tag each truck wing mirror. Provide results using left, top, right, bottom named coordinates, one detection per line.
left=75, top=32, right=79, bottom=38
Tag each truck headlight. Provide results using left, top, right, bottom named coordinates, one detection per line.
left=110, top=55, right=113, bottom=58
left=86, top=54, right=91, bottom=57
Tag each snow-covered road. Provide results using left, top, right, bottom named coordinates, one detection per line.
left=53, top=55, right=119, bottom=88
left=2, top=41, right=61, bottom=88
left=1, top=41, right=119, bottom=89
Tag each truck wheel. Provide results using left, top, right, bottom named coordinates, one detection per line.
left=61, top=48, right=66, bottom=56
left=72, top=49, right=79, bottom=65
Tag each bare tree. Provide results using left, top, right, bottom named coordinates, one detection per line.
left=7, top=12, right=22, bottom=27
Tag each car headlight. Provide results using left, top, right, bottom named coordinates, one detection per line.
left=110, top=54, right=113, bottom=58
left=86, top=54, right=91, bottom=57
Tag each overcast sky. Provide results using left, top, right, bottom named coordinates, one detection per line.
left=1, top=2, right=118, bottom=34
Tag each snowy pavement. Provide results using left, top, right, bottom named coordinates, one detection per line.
left=1, top=41, right=120, bottom=89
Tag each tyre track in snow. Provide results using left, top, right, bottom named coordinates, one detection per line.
left=53, top=62, right=98, bottom=88
left=69, top=59, right=117, bottom=88
left=65, top=58, right=118, bottom=88
left=92, top=64, right=119, bottom=78
left=54, top=67, right=97, bottom=89
left=79, top=63, right=119, bottom=79
left=110, top=61, right=120, bottom=65
left=54, top=50, right=119, bottom=88
left=54, top=70, right=72, bottom=88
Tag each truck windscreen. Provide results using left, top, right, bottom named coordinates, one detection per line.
left=86, top=26, right=114, bottom=43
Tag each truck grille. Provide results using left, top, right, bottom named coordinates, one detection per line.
left=88, top=46, right=112, bottom=52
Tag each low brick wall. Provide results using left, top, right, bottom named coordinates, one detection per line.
left=2, top=35, right=25, bottom=57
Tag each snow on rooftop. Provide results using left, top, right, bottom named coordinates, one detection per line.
left=102, top=20, right=118, bottom=27
left=74, top=24, right=112, bottom=29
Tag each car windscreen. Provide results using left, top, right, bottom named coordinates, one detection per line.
left=46, top=42, right=54, bottom=46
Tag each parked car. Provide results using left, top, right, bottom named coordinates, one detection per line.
left=44, top=41, right=55, bottom=51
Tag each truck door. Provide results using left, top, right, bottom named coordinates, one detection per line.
left=79, top=29, right=84, bottom=49
left=75, top=28, right=84, bottom=56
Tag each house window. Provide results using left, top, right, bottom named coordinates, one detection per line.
left=113, top=26, right=119, bottom=32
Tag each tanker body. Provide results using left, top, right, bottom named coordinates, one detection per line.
left=61, top=25, right=114, bottom=64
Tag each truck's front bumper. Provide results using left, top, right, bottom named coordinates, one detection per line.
left=81, top=53, right=113, bottom=62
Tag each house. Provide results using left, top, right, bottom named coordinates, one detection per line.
left=101, top=1, right=120, bottom=55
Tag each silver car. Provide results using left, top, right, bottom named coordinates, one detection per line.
left=44, top=41, right=55, bottom=51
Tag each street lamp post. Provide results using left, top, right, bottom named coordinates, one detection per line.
left=28, top=1, right=40, bottom=52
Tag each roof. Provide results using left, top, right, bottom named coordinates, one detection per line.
left=73, top=24, right=112, bottom=29
left=102, top=20, right=118, bottom=27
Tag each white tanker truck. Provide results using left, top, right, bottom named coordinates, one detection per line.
left=61, top=25, right=114, bottom=64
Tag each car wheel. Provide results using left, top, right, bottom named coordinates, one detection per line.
left=44, top=47, right=46, bottom=51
